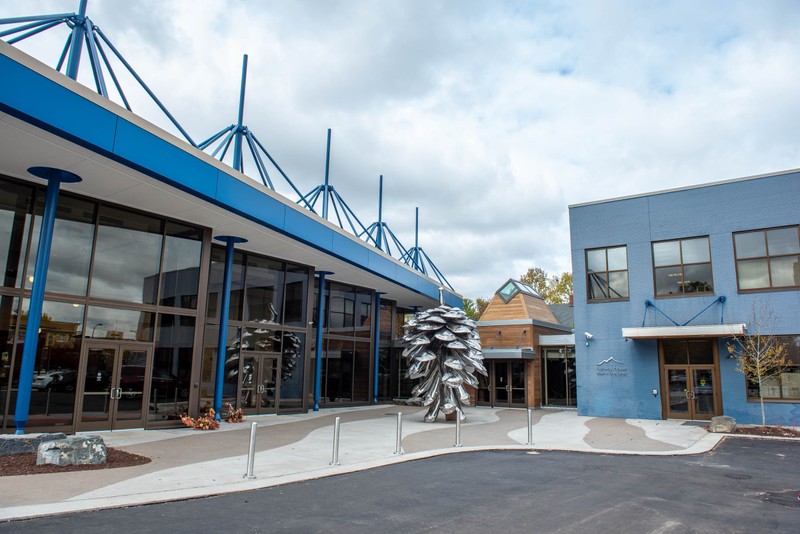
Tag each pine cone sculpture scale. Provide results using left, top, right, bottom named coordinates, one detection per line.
left=403, top=305, right=486, bottom=422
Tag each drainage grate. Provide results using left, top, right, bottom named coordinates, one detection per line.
left=761, top=490, right=800, bottom=508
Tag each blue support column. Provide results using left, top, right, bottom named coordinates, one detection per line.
left=313, top=271, right=334, bottom=411
left=15, top=167, right=81, bottom=434
left=212, top=235, right=247, bottom=421
left=372, top=292, right=386, bottom=404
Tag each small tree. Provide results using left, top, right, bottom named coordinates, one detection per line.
left=462, top=298, right=478, bottom=320
left=727, top=305, right=789, bottom=427
left=475, top=297, right=490, bottom=319
left=519, top=268, right=573, bottom=304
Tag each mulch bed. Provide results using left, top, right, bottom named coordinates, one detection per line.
left=730, top=426, right=800, bottom=438
left=0, top=448, right=151, bottom=477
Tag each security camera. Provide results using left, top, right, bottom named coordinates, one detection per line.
left=584, top=332, right=593, bottom=340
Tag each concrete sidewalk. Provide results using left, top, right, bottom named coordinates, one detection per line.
left=0, top=406, right=723, bottom=521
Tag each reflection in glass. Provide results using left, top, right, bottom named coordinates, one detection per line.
left=586, top=249, right=606, bottom=273
left=354, top=290, right=372, bottom=339
left=206, top=248, right=245, bottom=321
left=86, top=306, right=154, bottom=342
left=734, top=231, right=766, bottom=259
left=91, top=206, right=163, bottom=304
left=736, top=258, right=770, bottom=290
left=160, top=223, right=202, bottom=309
left=0, top=180, right=33, bottom=289
left=653, top=241, right=681, bottom=267
left=608, top=271, right=629, bottom=298
left=283, top=264, right=308, bottom=327
left=11, top=299, right=84, bottom=428
left=353, top=341, right=370, bottom=401
left=607, top=246, right=627, bottom=271
left=279, top=332, right=305, bottom=410
left=0, top=296, right=19, bottom=428
left=681, top=237, right=710, bottom=264
left=767, top=227, right=800, bottom=255
left=150, top=314, right=195, bottom=422
left=771, top=256, right=800, bottom=287
left=245, top=257, right=284, bottom=323
left=27, top=194, right=95, bottom=296
left=200, top=324, right=239, bottom=408
left=655, top=265, right=682, bottom=295
left=329, top=285, right=355, bottom=334
left=682, top=264, right=713, bottom=293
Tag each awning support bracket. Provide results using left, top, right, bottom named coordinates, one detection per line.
left=641, top=296, right=726, bottom=328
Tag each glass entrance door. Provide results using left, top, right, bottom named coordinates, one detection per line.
left=492, top=361, right=527, bottom=408
left=542, top=348, right=577, bottom=407
left=240, top=352, right=278, bottom=415
left=76, top=342, right=151, bottom=431
left=664, top=366, right=717, bottom=420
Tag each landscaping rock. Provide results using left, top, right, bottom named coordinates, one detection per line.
left=0, top=433, right=67, bottom=456
left=36, top=436, right=107, bottom=466
left=709, top=416, right=736, bottom=433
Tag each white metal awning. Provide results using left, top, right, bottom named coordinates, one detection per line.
left=481, top=348, right=536, bottom=360
left=621, top=324, right=746, bottom=339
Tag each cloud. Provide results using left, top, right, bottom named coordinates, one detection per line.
left=4, top=0, right=800, bottom=302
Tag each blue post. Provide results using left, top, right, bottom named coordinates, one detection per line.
left=213, top=235, right=247, bottom=421
left=376, top=175, right=384, bottom=250
left=322, top=129, right=331, bottom=220
left=65, top=0, right=88, bottom=80
left=372, top=292, right=386, bottom=404
left=232, top=54, right=248, bottom=172
left=15, top=167, right=81, bottom=434
left=313, top=271, right=334, bottom=411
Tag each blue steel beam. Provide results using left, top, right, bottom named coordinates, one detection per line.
left=313, top=271, right=334, bottom=411
left=372, top=292, right=386, bottom=404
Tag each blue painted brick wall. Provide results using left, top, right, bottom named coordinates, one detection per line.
left=569, top=171, right=800, bottom=424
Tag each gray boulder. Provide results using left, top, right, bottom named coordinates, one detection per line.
left=36, top=436, right=107, bottom=466
left=709, top=416, right=736, bottom=433
left=0, top=433, right=67, bottom=456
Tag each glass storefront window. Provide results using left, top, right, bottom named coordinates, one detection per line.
left=26, top=194, right=96, bottom=296
left=91, top=206, right=163, bottom=304
left=243, top=327, right=281, bottom=352
left=324, top=338, right=353, bottom=402
left=9, top=299, right=84, bottom=428
left=328, top=285, right=355, bottom=335
left=283, top=264, right=308, bottom=327
left=0, top=296, right=19, bottom=427
left=200, top=324, right=239, bottom=409
left=0, top=180, right=33, bottom=288
left=354, top=290, right=372, bottom=339
left=160, top=222, right=203, bottom=309
left=353, top=341, right=370, bottom=402
left=279, top=331, right=305, bottom=411
left=245, top=256, right=284, bottom=324
left=86, top=306, right=154, bottom=342
left=149, top=314, right=195, bottom=423
left=206, top=248, right=245, bottom=321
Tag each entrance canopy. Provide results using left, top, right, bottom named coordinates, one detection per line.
left=622, top=324, right=746, bottom=339
left=481, top=348, right=536, bottom=360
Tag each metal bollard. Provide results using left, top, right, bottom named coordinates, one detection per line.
left=394, top=412, right=404, bottom=455
left=454, top=413, right=462, bottom=447
left=330, top=416, right=341, bottom=465
left=243, top=421, right=258, bottom=479
left=527, top=407, right=534, bottom=445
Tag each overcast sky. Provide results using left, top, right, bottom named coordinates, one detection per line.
left=5, top=0, right=800, bottom=302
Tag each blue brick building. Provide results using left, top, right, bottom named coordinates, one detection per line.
left=569, top=171, right=799, bottom=425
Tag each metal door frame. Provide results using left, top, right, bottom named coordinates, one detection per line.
left=74, top=340, right=153, bottom=432
left=237, top=350, right=280, bottom=415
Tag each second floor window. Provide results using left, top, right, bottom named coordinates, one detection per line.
left=586, top=246, right=628, bottom=301
left=734, top=226, right=800, bottom=291
left=652, top=237, right=713, bottom=296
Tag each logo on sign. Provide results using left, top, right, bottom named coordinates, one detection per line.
left=596, top=356, right=627, bottom=376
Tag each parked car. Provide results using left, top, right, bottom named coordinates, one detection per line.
left=120, top=365, right=189, bottom=399
left=32, top=369, right=77, bottom=392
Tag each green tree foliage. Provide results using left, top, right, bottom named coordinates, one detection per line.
left=475, top=297, right=490, bottom=318
left=519, top=268, right=573, bottom=304
left=462, top=298, right=478, bottom=320
left=727, top=304, right=789, bottom=427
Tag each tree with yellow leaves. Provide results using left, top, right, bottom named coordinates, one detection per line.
left=727, top=304, right=789, bottom=427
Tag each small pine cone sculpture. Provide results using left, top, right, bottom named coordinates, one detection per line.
left=402, top=305, right=486, bottom=422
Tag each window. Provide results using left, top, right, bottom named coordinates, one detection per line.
left=734, top=226, right=800, bottom=291
left=746, top=335, right=800, bottom=401
left=652, top=237, right=713, bottom=296
left=586, top=246, right=628, bottom=301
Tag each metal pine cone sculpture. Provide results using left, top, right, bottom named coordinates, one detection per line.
left=403, top=305, right=486, bottom=422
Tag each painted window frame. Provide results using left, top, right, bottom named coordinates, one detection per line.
left=745, top=335, right=800, bottom=402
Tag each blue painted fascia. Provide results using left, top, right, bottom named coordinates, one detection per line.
left=0, top=45, right=461, bottom=305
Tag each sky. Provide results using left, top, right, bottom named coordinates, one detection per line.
left=3, top=0, right=800, bottom=302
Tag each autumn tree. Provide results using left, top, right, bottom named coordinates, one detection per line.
left=462, top=298, right=478, bottom=320
left=727, top=304, right=790, bottom=427
left=519, top=267, right=573, bottom=304
left=475, top=297, right=490, bottom=319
